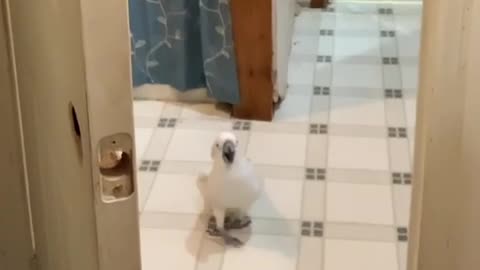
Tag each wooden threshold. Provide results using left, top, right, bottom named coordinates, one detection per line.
left=230, top=0, right=273, bottom=121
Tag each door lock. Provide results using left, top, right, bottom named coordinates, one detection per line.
left=97, top=133, right=135, bottom=202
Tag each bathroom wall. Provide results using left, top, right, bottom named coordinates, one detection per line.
left=273, top=0, right=297, bottom=100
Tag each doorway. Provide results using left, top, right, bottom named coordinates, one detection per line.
left=134, top=1, right=422, bottom=270
left=2, top=0, right=425, bottom=269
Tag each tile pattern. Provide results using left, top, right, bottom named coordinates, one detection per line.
left=135, top=2, right=421, bottom=270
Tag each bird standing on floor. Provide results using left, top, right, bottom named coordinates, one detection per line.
left=204, top=131, right=263, bottom=246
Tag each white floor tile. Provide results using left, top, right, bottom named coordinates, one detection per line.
left=320, top=13, right=336, bottom=29
left=134, top=101, right=165, bottom=118
left=336, top=14, right=379, bottom=31
left=333, top=64, right=382, bottom=88
left=330, top=96, right=386, bottom=126
left=393, top=185, right=412, bottom=227
left=135, top=128, right=154, bottom=162
left=247, top=132, right=307, bottom=167
left=196, top=239, right=225, bottom=270
left=325, top=222, right=396, bottom=242
left=404, top=97, right=417, bottom=127
left=140, top=212, right=206, bottom=231
left=161, top=102, right=183, bottom=118
left=401, top=65, right=419, bottom=89
left=317, top=36, right=334, bottom=55
left=334, top=36, right=381, bottom=58
left=398, top=33, right=420, bottom=57
left=137, top=172, right=156, bottom=211
left=394, top=4, right=423, bottom=16
left=325, top=239, right=398, bottom=270
left=251, top=178, right=303, bottom=219
left=388, top=138, right=412, bottom=173
left=398, top=242, right=408, bottom=270
left=379, top=14, right=396, bottom=31
left=288, top=61, right=315, bottom=85
left=274, top=94, right=312, bottom=122
left=310, top=96, right=330, bottom=123
left=328, top=136, right=389, bottom=171
left=327, top=182, right=395, bottom=225
left=381, top=37, right=398, bottom=58
left=297, top=237, right=323, bottom=270
left=143, top=173, right=205, bottom=214
left=335, top=2, right=379, bottom=14
left=302, top=181, right=326, bottom=221
left=222, top=235, right=298, bottom=270
left=140, top=228, right=202, bottom=270
left=294, top=10, right=323, bottom=33
left=306, top=134, right=328, bottom=168
left=383, top=65, right=402, bottom=89
left=164, top=129, right=218, bottom=162
left=287, top=85, right=314, bottom=96
left=181, top=103, right=230, bottom=119
left=143, top=128, right=174, bottom=160
left=395, top=15, right=422, bottom=35
left=292, top=36, right=320, bottom=56
left=314, top=63, right=333, bottom=86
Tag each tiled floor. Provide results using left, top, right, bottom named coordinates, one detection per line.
left=134, top=2, right=421, bottom=270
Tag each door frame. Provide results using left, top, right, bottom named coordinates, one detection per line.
left=408, top=0, right=480, bottom=269
left=0, top=1, right=34, bottom=269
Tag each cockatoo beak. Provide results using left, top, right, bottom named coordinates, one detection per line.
left=222, top=140, right=236, bottom=164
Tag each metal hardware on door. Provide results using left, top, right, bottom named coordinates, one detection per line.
left=97, top=133, right=135, bottom=202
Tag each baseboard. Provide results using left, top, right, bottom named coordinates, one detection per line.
left=132, top=84, right=215, bottom=103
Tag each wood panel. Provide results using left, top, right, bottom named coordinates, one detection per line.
left=231, top=0, right=273, bottom=121
left=311, top=0, right=329, bottom=9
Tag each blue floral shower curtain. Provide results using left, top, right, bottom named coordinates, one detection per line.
left=129, top=0, right=240, bottom=104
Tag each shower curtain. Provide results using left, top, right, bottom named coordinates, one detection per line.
left=129, top=0, right=240, bottom=104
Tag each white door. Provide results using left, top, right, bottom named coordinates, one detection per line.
left=4, top=0, right=141, bottom=269
left=409, top=0, right=480, bottom=270
left=0, top=2, right=35, bottom=270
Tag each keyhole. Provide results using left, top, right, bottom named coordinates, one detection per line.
left=70, top=104, right=81, bottom=138
left=69, top=102, right=83, bottom=160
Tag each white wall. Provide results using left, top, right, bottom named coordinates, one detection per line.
left=273, top=0, right=296, bottom=100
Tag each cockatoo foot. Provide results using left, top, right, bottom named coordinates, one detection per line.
left=208, top=215, right=251, bottom=231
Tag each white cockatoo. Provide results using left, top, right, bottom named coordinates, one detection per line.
left=205, top=131, right=263, bottom=246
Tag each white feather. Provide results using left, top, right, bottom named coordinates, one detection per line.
left=206, top=132, right=263, bottom=223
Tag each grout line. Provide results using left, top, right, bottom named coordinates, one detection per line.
left=138, top=104, right=176, bottom=214
left=193, top=233, right=207, bottom=270
left=390, top=10, right=416, bottom=269
left=379, top=11, right=403, bottom=270
left=295, top=6, right=329, bottom=270
left=320, top=7, right=337, bottom=270
left=135, top=103, right=163, bottom=214
left=140, top=210, right=404, bottom=228
left=391, top=22, right=414, bottom=174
